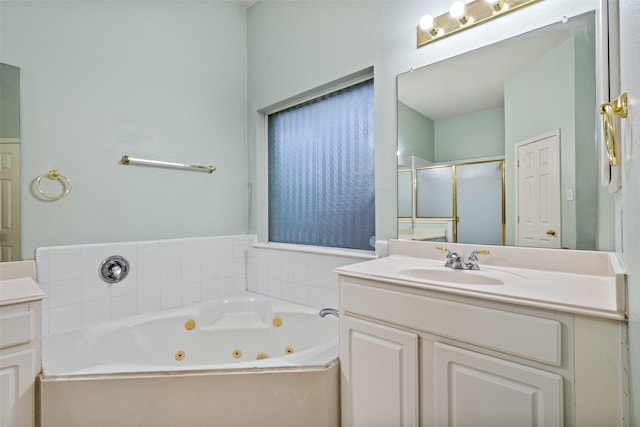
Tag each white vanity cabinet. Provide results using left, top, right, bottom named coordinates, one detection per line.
left=0, top=266, right=46, bottom=427
left=339, top=275, right=627, bottom=427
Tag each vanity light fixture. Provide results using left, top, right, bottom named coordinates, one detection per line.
left=417, top=0, right=540, bottom=48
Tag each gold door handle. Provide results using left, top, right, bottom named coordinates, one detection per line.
left=546, top=229, right=557, bottom=236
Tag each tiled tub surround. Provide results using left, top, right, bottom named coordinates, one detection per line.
left=36, top=235, right=254, bottom=336
left=246, top=244, right=373, bottom=311
left=35, top=235, right=373, bottom=336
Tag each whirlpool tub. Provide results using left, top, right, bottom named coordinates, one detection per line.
left=38, top=293, right=339, bottom=426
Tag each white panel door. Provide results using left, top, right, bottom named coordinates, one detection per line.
left=434, top=343, right=563, bottom=427
left=516, top=131, right=561, bottom=248
left=340, top=315, right=419, bottom=427
left=0, top=142, right=21, bottom=261
left=0, top=349, right=36, bottom=427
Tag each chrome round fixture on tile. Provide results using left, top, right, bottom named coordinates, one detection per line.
left=99, top=255, right=130, bottom=283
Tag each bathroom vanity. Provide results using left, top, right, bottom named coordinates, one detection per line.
left=0, top=261, right=45, bottom=427
left=337, top=240, right=627, bottom=427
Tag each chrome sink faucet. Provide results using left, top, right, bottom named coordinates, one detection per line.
left=437, top=247, right=490, bottom=270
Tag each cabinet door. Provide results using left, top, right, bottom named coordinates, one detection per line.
left=433, top=343, right=563, bottom=427
left=340, top=315, right=418, bottom=427
left=0, top=349, right=36, bottom=427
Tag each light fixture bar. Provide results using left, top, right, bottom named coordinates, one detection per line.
left=417, top=0, right=541, bottom=48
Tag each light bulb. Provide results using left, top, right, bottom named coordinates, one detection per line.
left=419, top=15, right=434, bottom=31
left=487, top=0, right=504, bottom=11
left=449, top=1, right=466, bottom=20
left=419, top=14, right=439, bottom=36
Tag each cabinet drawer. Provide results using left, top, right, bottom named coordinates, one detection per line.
left=341, top=280, right=562, bottom=366
left=0, top=311, right=34, bottom=349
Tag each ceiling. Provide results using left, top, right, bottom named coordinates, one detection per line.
left=397, top=21, right=581, bottom=120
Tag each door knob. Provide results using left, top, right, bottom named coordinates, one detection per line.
left=546, top=229, right=557, bottom=236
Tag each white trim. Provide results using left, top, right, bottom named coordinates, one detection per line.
left=251, top=242, right=375, bottom=260
left=0, top=138, right=20, bottom=144
left=259, top=67, right=373, bottom=115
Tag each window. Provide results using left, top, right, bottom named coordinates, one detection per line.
left=267, top=78, right=375, bottom=250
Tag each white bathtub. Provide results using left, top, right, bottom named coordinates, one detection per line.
left=39, top=293, right=340, bottom=426
left=42, top=292, right=338, bottom=376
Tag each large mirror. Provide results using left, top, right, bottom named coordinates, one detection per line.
left=397, top=11, right=613, bottom=251
left=0, top=62, right=21, bottom=261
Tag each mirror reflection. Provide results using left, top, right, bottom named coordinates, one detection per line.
left=0, top=62, right=21, bottom=261
left=397, top=11, right=612, bottom=250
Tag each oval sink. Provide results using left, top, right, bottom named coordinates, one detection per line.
left=397, top=267, right=505, bottom=285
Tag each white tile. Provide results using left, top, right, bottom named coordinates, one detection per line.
left=82, top=273, right=110, bottom=302
left=323, top=289, right=339, bottom=309
left=137, top=268, right=161, bottom=291
left=161, top=287, right=182, bottom=310
left=218, top=260, right=234, bottom=279
left=137, top=241, right=160, bottom=271
left=181, top=238, right=202, bottom=264
left=292, top=285, right=307, bottom=306
left=137, top=290, right=161, bottom=314
left=292, top=263, right=308, bottom=286
left=217, top=237, right=234, bottom=260
left=246, top=274, right=259, bottom=293
left=159, top=241, right=181, bottom=266
left=41, top=299, right=49, bottom=336
left=111, top=294, right=137, bottom=320
left=49, top=304, right=82, bottom=334
left=82, top=299, right=111, bottom=327
left=181, top=264, right=201, bottom=286
left=280, top=285, right=294, bottom=304
left=201, top=261, right=219, bottom=281
left=307, top=264, right=324, bottom=287
left=268, top=278, right=281, bottom=299
left=218, top=277, right=234, bottom=296
left=307, top=286, right=324, bottom=309
left=181, top=283, right=201, bottom=305
left=36, top=255, right=50, bottom=284
left=233, top=239, right=247, bottom=259
left=233, top=258, right=245, bottom=277
left=201, top=280, right=219, bottom=300
left=160, top=265, right=181, bottom=289
left=201, top=238, right=219, bottom=262
left=109, top=272, right=137, bottom=297
left=48, top=246, right=82, bottom=282
left=233, top=274, right=246, bottom=294
left=48, top=279, right=82, bottom=308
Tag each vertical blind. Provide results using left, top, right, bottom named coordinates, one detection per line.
left=268, top=79, right=375, bottom=250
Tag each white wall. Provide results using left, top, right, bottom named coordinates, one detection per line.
left=619, top=1, right=640, bottom=424
left=0, top=1, right=249, bottom=259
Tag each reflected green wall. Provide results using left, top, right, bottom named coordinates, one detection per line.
left=0, top=63, right=20, bottom=138
left=397, top=101, right=433, bottom=167
left=434, top=106, right=505, bottom=162
left=504, top=33, right=600, bottom=250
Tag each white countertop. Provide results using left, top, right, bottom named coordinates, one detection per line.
left=336, top=241, right=626, bottom=320
left=0, top=277, right=46, bottom=307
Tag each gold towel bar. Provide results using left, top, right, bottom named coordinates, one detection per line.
left=121, top=155, right=216, bottom=174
